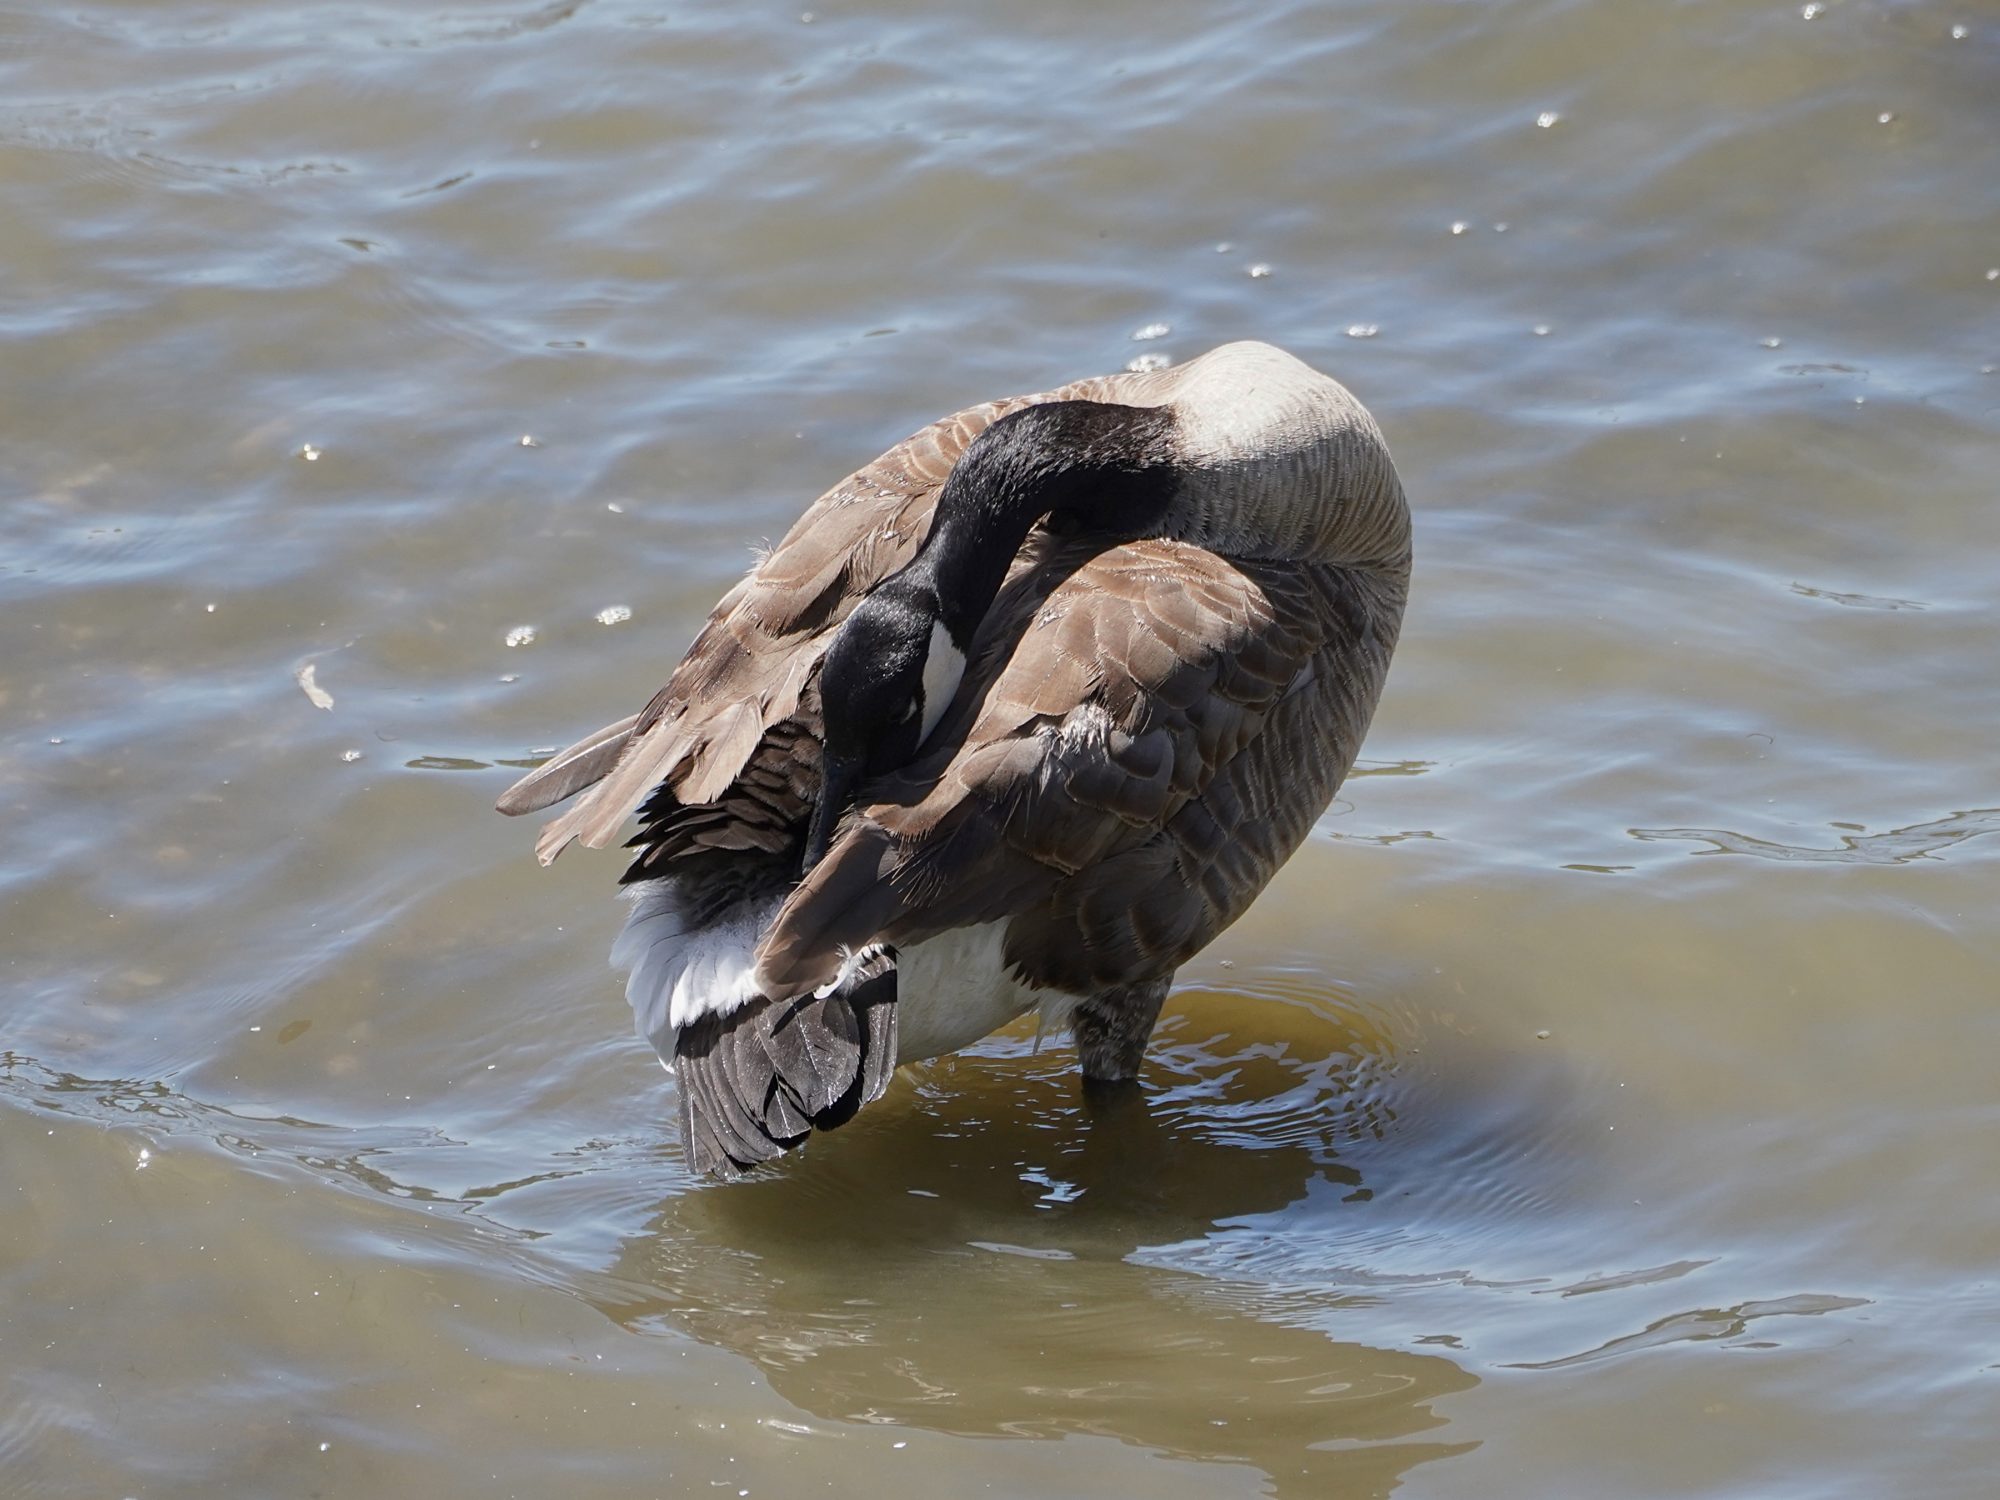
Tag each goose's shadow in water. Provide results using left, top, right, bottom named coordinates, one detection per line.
left=592, top=996, right=1483, bottom=1499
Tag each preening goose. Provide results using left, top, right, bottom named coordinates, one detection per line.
left=498, top=341, right=1411, bottom=1178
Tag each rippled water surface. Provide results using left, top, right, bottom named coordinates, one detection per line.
left=5, top=1, right=1999, bottom=1496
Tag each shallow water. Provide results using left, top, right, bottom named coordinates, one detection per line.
left=4, top=1, right=1999, bottom=1495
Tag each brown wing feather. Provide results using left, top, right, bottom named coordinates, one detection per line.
left=751, top=540, right=1404, bottom=997
left=494, top=713, right=640, bottom=817
left=500, top=370, right=1137, bottom=864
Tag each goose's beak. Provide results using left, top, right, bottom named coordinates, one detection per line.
left=802, top=753, right=860, bottom=878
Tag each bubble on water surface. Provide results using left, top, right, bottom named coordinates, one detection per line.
left=1125, top=352, right=1171, bottom=373
left=1986, top=269, right=1999, bottom=282
left=1346, top=324, right=1380, bottom=339
left=1130, top=321, right=1170, bottom=341
left=1951, top=24, right=1968, bottom=40
left=298, top=444, right=321, bottom=462
left=504, top=625, right=537, bottom=648
left=1801, top=2, right=1822, bottom=17
left=1761, top=336, right=1784, bottom=348
left=340, top=749, right=362, bottom=763
left=518, top=434, right=539, bottom=448
left=1247, top=263, right=1272, bottom=279
left=1533, top=324, right=1552, bottom=337
left=1877, top=111, right=1895, bottom=124
left=1493, top=221, right=1509, bottom=233
left=1214, top=241, right=1232, bottom=253
left=1536, top=111, right=1561, bottom=128
left=1450, top=221, right=1468, bottom=235
left=595, top=605, right=632, bottom=625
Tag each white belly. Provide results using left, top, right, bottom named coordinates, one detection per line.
left=892, top=921, right=1073, bottom=1064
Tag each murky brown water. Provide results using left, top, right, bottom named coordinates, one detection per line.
left=5, top=1, right=1999, bottom=1496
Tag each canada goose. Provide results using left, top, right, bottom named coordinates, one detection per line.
left=498, top=341, right=1410, bottom=1178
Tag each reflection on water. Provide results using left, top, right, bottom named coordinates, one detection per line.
left=1508, top=1292, right=1871, bottom=1372
left=1788, top=583, right=1929, bottom=612
left=601, top=1004, right=1478, bottom=1498
left=1631, top=808, right=2000, bottom=865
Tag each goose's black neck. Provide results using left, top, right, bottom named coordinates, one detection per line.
left=901, top=399, right=1180, bottom=644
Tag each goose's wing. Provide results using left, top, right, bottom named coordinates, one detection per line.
left=752, top=538, right=1399, bottom=997
left=496, top=373, right=1134, bottom=863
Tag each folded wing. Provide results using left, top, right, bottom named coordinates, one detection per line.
left=752, top=537, right=1400, bottom=998
left=495, top=372, right=1133, bottom=861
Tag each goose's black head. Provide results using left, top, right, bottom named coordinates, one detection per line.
left=805, top=579, right=965, bottom=874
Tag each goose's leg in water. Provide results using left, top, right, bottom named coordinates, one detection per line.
left=1073, top=975, right=1171, bottom=1086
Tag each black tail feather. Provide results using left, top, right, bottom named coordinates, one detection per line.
left=675, top=952, right=899, bottom=1179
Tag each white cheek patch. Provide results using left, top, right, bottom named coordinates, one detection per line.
left=918, top=619, right=966, bottom=744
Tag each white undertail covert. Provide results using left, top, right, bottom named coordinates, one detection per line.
left=613, top=880, right=1066, bottom=1071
